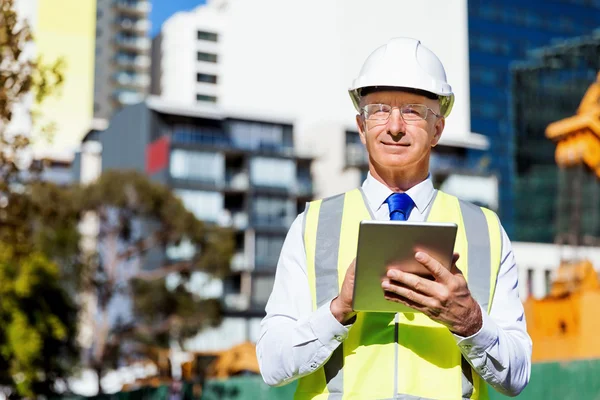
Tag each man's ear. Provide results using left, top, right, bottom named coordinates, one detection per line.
left=356, top=114, right=367, bottom=145
left=431, top=117, right=445, bottom=147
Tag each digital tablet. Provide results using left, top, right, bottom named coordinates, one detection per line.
left=352, top=220, right=458, bottom=313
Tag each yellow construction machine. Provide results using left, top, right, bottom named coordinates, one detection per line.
left=525, top=71, right=600, bottom=362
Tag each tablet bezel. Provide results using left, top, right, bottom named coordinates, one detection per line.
left=352, top=220, right=458, bottom=314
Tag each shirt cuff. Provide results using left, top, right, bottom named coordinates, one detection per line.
left=453, top=304, right=499, bottom=355
left=309, top=299, right=352, bottom=350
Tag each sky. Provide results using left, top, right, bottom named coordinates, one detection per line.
left=150, top=0, right=206, bottom=37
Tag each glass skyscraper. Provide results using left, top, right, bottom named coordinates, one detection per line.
left=467, top=0, right=600, bottom=239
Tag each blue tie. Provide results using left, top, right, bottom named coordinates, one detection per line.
left=385, top=193, right=415, bottom=221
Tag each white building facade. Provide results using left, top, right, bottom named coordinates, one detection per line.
left=151, top=0, right=228, bottom=105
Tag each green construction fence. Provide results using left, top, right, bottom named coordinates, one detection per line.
left=56, top=358, right=600, bottom=399
left=201, top=358, right=600, bottom=399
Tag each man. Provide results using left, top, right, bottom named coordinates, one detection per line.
left=257, top=37, right=531, bottom=400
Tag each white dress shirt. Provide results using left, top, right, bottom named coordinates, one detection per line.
left=257, top=173, right=532, bottom=397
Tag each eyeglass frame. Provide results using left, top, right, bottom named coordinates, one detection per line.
left=360, top=103, right=443, bottom=125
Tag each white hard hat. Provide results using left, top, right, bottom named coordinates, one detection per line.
left=349, top=37, right=455, bottom=118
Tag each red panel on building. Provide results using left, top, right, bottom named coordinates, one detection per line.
left=146, top=136, right=170, bottom=175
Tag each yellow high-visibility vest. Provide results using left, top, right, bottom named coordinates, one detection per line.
left=296, top=189, right=502, bottom=400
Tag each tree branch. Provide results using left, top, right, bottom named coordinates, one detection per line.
left=133, top=260, right=194, bottom=281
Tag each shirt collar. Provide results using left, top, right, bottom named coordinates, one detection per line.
left=361, top=172, right=435, bottom=213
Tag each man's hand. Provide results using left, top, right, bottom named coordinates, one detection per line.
left=381, top=252, right=482, bottom=337
left=331, top=260, right=357, bottom=324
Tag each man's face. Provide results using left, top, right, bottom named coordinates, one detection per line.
left=356, top=90, right=445, bottom=173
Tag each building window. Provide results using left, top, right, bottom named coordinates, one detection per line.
left=527, top=269, right=534, bottom=297
left=197, top=51, right=218, bottom=63
left=197, top=30, right=218, bottom=42
left=544, top=270, right=552, bottom=296
left=251, top=276, right=275, bottom=308
left=250, top=157, right=296, bottom=190
left=345, top=131, right=368, bottom=167
left=252, top=195, right=295, bottom=228
left=196, top=73, right=218, bottom=84
left=196, top=94, right=217, bottom=103
left=175, top=189, right=223, bottom=223
left=255, top=235, right=285, bottom=270
left=228, top=120, right=293, bottom=153
left=170, top=149, right=224, bottom=184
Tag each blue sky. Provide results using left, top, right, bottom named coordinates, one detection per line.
left=150, top=0, right=206, bottom=37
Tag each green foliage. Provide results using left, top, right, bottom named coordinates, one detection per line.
left=0, top=0, right=77, bottom=397
left=79, top=169, right=234, bottom=385
left=0, top=246, right=79, bottom=398
left=0, top=1, right=234, bottom=394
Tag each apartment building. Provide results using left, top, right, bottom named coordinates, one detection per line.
left=150, top=0, right=227, bottom=105
left=80, top=96, right=313, bottom=350
left=94, top=0, right=152, bottom=121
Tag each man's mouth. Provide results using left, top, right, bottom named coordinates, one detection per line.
left=381, top=141, right=410, bottom=147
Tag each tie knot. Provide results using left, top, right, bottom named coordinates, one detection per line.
left=385, top=193, right=415, bottom=221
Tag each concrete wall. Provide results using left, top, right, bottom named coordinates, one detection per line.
left=514, top=242, right=600, bottom=300
left=100, top=103, right=150, bottom=172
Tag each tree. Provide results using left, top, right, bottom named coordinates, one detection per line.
left=0, top=0, right=80, bottom=397
left=79, top=170, right=234, bottom=392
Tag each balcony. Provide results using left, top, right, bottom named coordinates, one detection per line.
left=113, top=0, right=151, bottom=15
left=230, top=251, right=251, bottom=272
left=113, top=72, right=150, bottom=89
left=171, top=126, right=296, bottom=156
left=251, top=215, right=294, bottom=231
left=225, top=171, right=249, bottom=191
left=113, top=90, right=144, bottom=106
left=217, top=210, right=249, bottom=230
left=224, top=293, right=249, bottom=311
left=114, top=18, right=150, bottom=33
left=114, top=54, right=150, bottom=70
left=114, top=35, right=151, bottom=51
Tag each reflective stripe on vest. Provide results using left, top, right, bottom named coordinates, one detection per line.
left=296, top=189, right=502, bottom=400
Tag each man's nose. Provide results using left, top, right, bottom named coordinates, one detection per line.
left=387, top=108, right=406, bottom=136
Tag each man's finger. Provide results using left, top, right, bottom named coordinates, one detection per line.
left=383, top=289, right=428, bottom=312
left=386, top=269, right=437, bottom=296
left=382, top=279, right=439, bottom=309
left=415, top=251, right=451, bottom=283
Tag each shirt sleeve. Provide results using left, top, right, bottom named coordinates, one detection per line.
left=453, top=225, right=533, bottom=396
left=256, top=212, right=353, bottom=387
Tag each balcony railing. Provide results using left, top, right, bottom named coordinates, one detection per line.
left=230, top=251, right=250, bottom=272
left=251, top=215, right=294, bottom=230
left=114, top=54, right=150, bottom=69
left=113, top=72, right=150, bottom=88
left=115, top=35, right=151, bottom=51
left=113, top=0, right=151, bottom=14
left=115, top=18, right=150, bottom=32
left=225, top=171, right=249, bottom=190
left=171, top=127, right=294, bottom=156
left=113, top=90, right=144, bottom=105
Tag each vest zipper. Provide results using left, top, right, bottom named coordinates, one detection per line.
left=394, top=312, right=399, bottom=398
